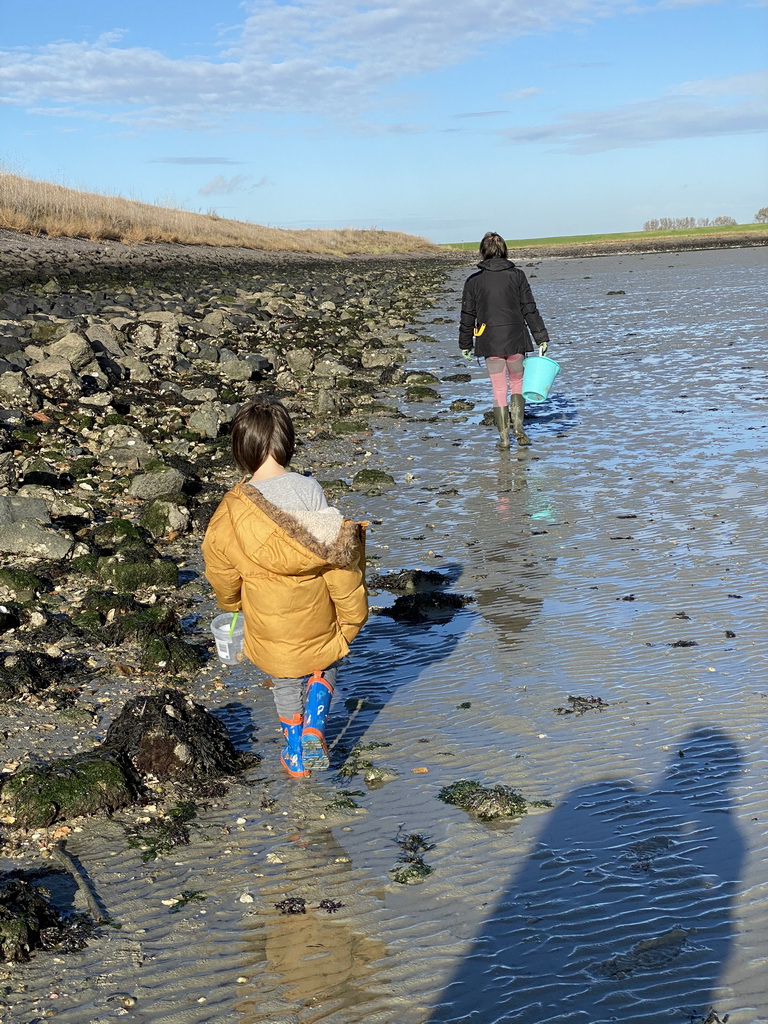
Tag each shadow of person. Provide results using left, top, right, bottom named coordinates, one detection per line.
left=325, top=574, right=474, bottom=763
left=524, top=391, right=579, bottom=441
left=212, top=699, right=258, bottom=752
left=429, top=726, right=744, bottom=1024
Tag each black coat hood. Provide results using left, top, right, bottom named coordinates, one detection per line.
left=477, top=257, right=517, bottom=272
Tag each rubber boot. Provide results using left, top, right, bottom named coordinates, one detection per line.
left=301, top=670, right=333, bottom=769
left=509, top=394, right=531, bottom=446
left=279, top=714, right=309, bottom=777
left=492, top=406, right=510, bottom=450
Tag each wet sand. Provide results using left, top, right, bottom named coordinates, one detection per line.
left=2, top=246, right=767, bottom=1024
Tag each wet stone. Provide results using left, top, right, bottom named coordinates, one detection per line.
left=351, top=469, right=396, bottom=492
left=104, top=687, right=256, bottom=782
left=1, top=749, right=140, bottom=828
left=127, top=466, right=186, bottom=501
left=0, top=521, right=73, bottom=560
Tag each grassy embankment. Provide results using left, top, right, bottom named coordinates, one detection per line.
left=0, top=172, right=438, bottom=256
left=446, top=224, right=768, bottom=253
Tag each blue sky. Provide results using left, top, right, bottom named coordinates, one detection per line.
left=2, top=0, right=767, bottom=243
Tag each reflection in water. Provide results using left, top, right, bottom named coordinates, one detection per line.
left=430, top=727, right=744, bottom=1024
left=236, top=911, right=387, bottom=1022
left=235, top=828, right=389, bottom=1023
left=470, top=457, right=548, bottom=648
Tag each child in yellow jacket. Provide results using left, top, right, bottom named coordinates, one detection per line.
left=202, top=396, right=368, bottom=777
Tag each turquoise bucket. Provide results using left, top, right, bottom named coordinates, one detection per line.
left=522, top=355, right=561, bottom=403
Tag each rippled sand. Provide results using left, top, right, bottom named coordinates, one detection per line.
left=4, top=246, right=767, bottom=1024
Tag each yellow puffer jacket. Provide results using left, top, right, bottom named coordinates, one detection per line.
left=202, top=483, right=368, bottom=678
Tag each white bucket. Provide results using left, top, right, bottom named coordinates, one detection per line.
left=210, top=612, right=245, bottom=665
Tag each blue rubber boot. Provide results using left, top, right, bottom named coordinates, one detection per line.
left=280, top=714, right=309, bottom=777
left=301, top=671, right=333, bottom=769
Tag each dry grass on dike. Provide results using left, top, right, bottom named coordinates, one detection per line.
left=0, top=173, right=439, bottom=256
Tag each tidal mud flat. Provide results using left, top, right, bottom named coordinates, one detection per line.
left=1, top=237, right=767, bottom=1024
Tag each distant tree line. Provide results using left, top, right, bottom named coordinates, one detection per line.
left=642, top=216, right=737, bottom=231
left=643, top=209, right=768, bottom=230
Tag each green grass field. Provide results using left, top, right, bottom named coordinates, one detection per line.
left=444, top=223, right=768, bottom=250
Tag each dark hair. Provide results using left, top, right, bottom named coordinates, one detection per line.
left=230, top=396, right=295, bottom=474
left=479, top=231, right=508, bottom=260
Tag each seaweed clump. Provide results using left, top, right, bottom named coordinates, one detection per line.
left=439, top=779, right=551, bottom=822
left=104, top=687, right=257, bottom=782
left=0, top=689, right=257, bottom=829
left=367, top=569, right=448, bottom=593
left=125, top=801, right=199, bottom=862
left=381, top=591, right=472, bottom=624
left=0, top=651, right=85, bottom=705
left=553, top=695, right=609, bottom=715
left=390, top=829, right=435, bottom=885
left=275, top=897, right=306, bottom=915
left=0, top=874, right=94, bottom=961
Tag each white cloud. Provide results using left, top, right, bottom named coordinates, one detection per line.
left=498, top=72, right=768, bottom=152
left=0, top=1, right=703, bottom=128
left=674, top=69, right=768, bottom=97
left=151, top=156, right=245, bottom=164
left=199, top=174, right=269, bottom=195
left=0, top=0, right=753, bottom=148
left=453, top=110, right=509, bottom=119
left=498, top=87, right=542, bottom=102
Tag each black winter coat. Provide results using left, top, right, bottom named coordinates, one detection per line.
left=459, top=258, right=550, bottom=357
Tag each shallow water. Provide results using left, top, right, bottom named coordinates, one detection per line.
left=4, top=247, right=768, bottom=1024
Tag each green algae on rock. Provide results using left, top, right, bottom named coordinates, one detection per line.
left=351, top=468, right=396, bottom=492
left=405, top=385, right=440, bottom=402
left=72, top=550, right=179, bottom=591
left=439, top=779, right=552, bottom=822
left=0, top=750, right=140, bottom=828
left=140, top=635, right=202, bottom=675
left=0, top=568, right=46, bottom=604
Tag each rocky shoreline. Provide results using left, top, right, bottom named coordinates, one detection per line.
left=1, top=232, right=766, bottom=1020
left=0, top=231, right=467, bottom=850
left=0, top=228, right=460, bottom=291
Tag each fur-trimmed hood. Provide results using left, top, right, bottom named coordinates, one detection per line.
left=238, top=483, right=362, bottom=569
